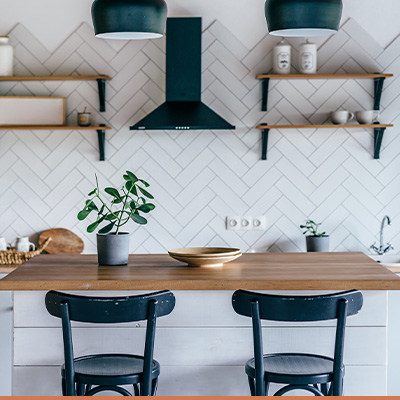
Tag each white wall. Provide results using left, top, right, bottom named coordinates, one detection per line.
left=0, top=1, right=400, bottom=254
left=1, top=0, right=400, bottom=50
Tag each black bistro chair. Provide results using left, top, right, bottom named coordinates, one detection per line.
left=232, top=289, right=363, bottom=396
left=45, top=290, right=175, bottom=396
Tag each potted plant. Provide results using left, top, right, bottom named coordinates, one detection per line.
left=77, top=171, right=155, bottom=265
left=300, top=219, right=330, bottom=253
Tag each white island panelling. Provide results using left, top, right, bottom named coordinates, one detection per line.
left=12, top=290, right=387, bottom=396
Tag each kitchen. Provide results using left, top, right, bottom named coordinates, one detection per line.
left=1, top=0, right=400, bottom=397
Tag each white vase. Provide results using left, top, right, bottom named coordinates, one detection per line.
left=0, top=37, right=13, bottom=76
left=299, top=39, right=317, bottom=74
left=273, top=39, right=291, bottom=74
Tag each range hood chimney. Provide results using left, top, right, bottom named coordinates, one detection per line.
left=130, top=17, right=235, bottom=131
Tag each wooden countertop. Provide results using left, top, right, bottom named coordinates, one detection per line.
left=0, top=252, right=399, bottom=291
left=0, top=264, right=19, bottom=274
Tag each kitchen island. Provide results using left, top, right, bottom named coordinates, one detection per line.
left=0, top=252, right=399, bottom=396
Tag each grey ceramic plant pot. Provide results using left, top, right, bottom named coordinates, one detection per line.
left=97, top=232, right=130, bottom=266
left=306, top=236, right=330, bottom=252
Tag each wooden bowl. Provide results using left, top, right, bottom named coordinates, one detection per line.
left=168, top=247, right=242, bottom=268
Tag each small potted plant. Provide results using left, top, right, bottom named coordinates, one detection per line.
left=77, top=171, right=155, bottom=265
left=300, top=219, right=330, bottom=252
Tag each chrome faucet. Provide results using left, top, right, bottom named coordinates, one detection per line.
left=370, top=215, right=394, bottom=255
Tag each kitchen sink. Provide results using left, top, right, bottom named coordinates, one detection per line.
left=369, top=254, right=400, bottom=270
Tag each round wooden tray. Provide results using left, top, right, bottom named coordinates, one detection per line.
left=168, top=247, right=242, bottom=268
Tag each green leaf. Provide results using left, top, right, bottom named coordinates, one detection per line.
left=98, top=222, right=116, bottom=234
left=87, top=221, right=99, bottom=233
left=86, top=201, right=98, bottom=211
left=88, top=189, right=97, bottom=196
left=77, top=209, right=91, bottom=221
left=123, top=174, right=130, bottom=181
left=99, top=205, right=105, bottom=215
left=105, top=187, right=121, bottom=198
left=129, top=201, right=138, bottom=210
left=126, top=181, right=138, bottom=196
left=137, top=186, right=154, bottom=199
left=139, top=179, right=150, bottom=187
left=112, top=198, right=123, bottom=204
left=105, top=212, right=120, bottom=221
left=138, top=203, right=155, bottom=213
left=126, top=171, right=138, bottom=183
left=130, top=213, right=148, bottom=225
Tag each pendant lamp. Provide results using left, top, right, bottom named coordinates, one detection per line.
left=92, top=0, right=168, bottom=40
left=265, top=0, right=343, bottom=37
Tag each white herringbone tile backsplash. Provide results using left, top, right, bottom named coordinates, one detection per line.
left=0, top=18, right=399, bottom=254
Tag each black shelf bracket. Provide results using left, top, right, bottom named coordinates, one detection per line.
left=97, top=79, right=106, bottom=112
left=374, top=122, right=386, bottom=159
left=374, top=76, right=386, bottom=111
left=261, top=127, right=270, bottom=160
left=97, top=124, right=106, bottom=161
left=261, top=78, right=270, bottom=112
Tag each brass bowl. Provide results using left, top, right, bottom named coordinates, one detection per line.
left=168, top=247, right=242, bottom=268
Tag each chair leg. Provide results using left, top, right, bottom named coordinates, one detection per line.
left=332, top=376, right=344, bottom=396
left=152, top=378, right=158, bottom=396
left=321, top=383, right=328, bottom=396
left=61, top=378, right=66, bottom=396
left=133, top=384, right=140, bottom=396
left=265, top=379, right=270, bottom=396
left=76, top=383, right=85, bottom=396
left=248, top=377, right=255, bottom=396
left=85, top=385, right=92, bottom=395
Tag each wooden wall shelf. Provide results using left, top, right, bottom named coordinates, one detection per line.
left=257, top=123, right=394, bottom=161
left=0, top=124, right=110, bottom=161
left=256, top=73, right=393, bottom=80
left=0, top=75, right=111, bottom=82
left=257, top=124, right=393, bottom=130
left=0, top=75, right=112, bottom=161
left=257, top=73, right=393, bottom=112
left=0, top=125, right=111, bottom=130
left=256, top=73, right=394, bottom=161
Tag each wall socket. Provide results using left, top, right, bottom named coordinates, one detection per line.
left=226, top=216, right=267, bottom=231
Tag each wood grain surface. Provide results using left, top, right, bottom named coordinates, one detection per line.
left=0, top=252, right=399, bottom=291
left=256, top=124, right=394, bottom=130
left=0, top=125, right=111, bottom=130
left=39, top=229, right=84, bottom=255
left=256, top=73, right=394, bottom=80
left=0, top=75, right=111, bottom=81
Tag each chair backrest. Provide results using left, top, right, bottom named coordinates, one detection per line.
left=45, top=290, right=175, bottom=396
left=232, top=289, right=363, bottom=322
left=232, top=289, right=363, bottom=396
left=45, top=290, right=175, bottom=323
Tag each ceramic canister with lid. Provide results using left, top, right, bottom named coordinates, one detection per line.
left=273, top=39, right=291, bottom=74
left=0, top=36, right=13, bottom=76
left=299, top=39, right=317, bottom=74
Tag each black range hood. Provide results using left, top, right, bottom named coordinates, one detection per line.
left=130, top=17, right=235, bottom=131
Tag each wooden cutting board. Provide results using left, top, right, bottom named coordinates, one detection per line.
left=39, top=229, right=84, bottom=255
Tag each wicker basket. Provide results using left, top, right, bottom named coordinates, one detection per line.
left=0, top=237, right=52, bottom=265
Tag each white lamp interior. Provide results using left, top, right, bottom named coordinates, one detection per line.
left=96, top=32, right=163, bottom=40
left=269, top=28, right=337, bottom=37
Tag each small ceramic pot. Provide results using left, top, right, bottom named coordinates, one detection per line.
left=306, top=236, right=330, bottom=252
left=331, top=111, right=354, bottom=125
left=97, top=232, right=130, bottom=265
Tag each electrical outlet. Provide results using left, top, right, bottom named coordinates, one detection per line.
left=241, top=216, right=253, bottom=230
left=226, top=216, right=241, bottom=231
left=227, top=216, right=267, bottom=231
left=253, top=216, right=267, bottom=231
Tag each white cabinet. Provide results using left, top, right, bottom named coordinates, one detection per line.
left=0, top=274, right=12, bottom=396
left=388, top=275, right=400, bottom=395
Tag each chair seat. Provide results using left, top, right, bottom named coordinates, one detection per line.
left=62, top=354, right=160, bottom=386
left=245, top=353, right=334, bottom=384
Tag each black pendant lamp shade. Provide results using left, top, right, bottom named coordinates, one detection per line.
left=92, top=0, right=168, bottom=40
left=265, top=0, right=343, bottom=37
